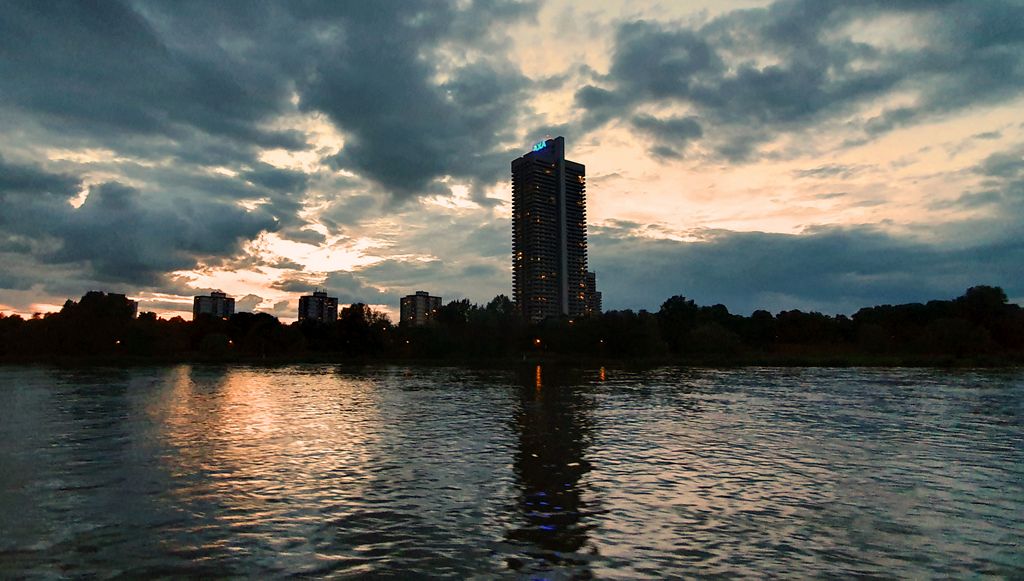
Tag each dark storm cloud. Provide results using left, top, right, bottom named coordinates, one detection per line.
left=0, top=0, right=540, bottom=296
left=1, top=1, right=537, bottom=196
left=319, top=194, right=383, bottom=233
left=272, top=275, right=327, bottom=294
left=0, top=0, right=301, bottom=150
left=0, top=254, right=38, bottom=292
left=0, top=156, right=80, bottom=197
left=0, top=158, right=277, bottom=286
left=930, top=190, right=1004, bottom=211
left=629, top=114, right=702, bottom=158
left=925, top=144, right=1024, bottom=217
left=52, top=182, right=278, bottom=284
left=577, top=0, right=1024, bottom=160
left=242, top=165, right=310, bottom=196
left=4, top=0, right=1020, bottom=317
left=977, top=147, right=1024, bottom=179
left=0, top=250, right=113, bottom=300
left=277, top=228, right=327, bottom=246
left=0, top=158, right=79, bottom=240
left=319, top=58, right=531, bottom=198
left=936, top=145, right=1024, bottom=212
left=284, top=2, right=535, bottom=198
left=864, top=107, right=919, bottom=136
left=322, top=271, right=397, bottom=306
left=590, top=223, right=1024, bottom=315
left=88, top=161, right=311, bottom=230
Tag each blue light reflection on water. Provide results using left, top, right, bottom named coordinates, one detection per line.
left=0, top=365, right=1021, bottom=578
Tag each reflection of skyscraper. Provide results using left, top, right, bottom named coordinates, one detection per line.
left=512, top=136, right=588, bottom=322
left=506, top=365, right=594, bottom=576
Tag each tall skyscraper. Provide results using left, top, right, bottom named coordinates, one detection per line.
left=512, top=136, right=588, bottom=322
left=193, top=291, right=235, bottom=320
left=298, top=290, right=338, bottom=323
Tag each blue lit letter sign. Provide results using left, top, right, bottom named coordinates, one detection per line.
left=533, top=140, right=547, bottom=152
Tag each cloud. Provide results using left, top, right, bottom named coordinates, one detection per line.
left=1, top=0, right=1021, bottom=321
left=924, top=144, right=1024, bottom=214
left=590, top=223, right=1024, bottom=315
left=293, top=4, right=535, bottom=198
left=322, top=271, right=396, bottom=306
left=270, top=299, right=293, bottom=318
left=0, top=158, right=278, bottom=287
left=576, top=1, right=1024, bottom=161
left=973, top=130, right=1002, bottom=140
left=0, top=155, right=80, bottom=197
left=977, top=147, right=1024, bottom=179
left=272, top=274, right=328, bottom=294
left=793, top=164, right=866, bottom=179
left=0, top=0, right=541, bottom=307
left=236, top=294, right=263, bottom=312
left=813, top=192, right=848, bottom=200
left=1, top=1, right=538, bottom=203
left=629, top=114, right=703, bottom=158
left=0, top=1, right=302, bottom=150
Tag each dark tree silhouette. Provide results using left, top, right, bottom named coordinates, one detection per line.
left=0, top=287, right=1020, bottom=363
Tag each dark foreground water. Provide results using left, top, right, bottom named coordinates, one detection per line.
left=0, top=365, right=1021, bottom=579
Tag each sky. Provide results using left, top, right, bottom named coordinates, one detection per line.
left=1, top=0, right=1022, bottom=321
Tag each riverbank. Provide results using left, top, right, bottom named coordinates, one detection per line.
left=3, top=350, right=1022, bottom=368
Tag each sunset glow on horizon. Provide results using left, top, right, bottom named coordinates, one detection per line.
left=1, top=0, right=1022, bottom=321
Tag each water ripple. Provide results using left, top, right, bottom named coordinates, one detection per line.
left=0, top=365, right=1021, bottom=578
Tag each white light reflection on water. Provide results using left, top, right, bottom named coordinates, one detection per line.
left=0, top=365, right=1021, bottom=578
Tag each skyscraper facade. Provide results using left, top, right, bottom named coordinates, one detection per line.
left=512, top=136, right=588, bottom=322
left=585, top=271, right=602, bottom=317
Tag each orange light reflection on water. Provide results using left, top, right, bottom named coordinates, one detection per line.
left=156, top=365, right=383, bottom=531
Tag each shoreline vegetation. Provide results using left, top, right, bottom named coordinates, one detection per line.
left=2, top=286, right=1022, bottom=368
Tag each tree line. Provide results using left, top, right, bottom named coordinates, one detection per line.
left=0, top=286, right=1021, bottom=364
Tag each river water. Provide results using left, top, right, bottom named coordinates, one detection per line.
left=0, top=365, right=1021, bottom=578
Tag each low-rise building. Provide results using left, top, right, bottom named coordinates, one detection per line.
left=193, top=291, right=235, bottom=320
left=299, top=290, right=338, bottom=323
left=400, top=291, right=442, bottom=326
